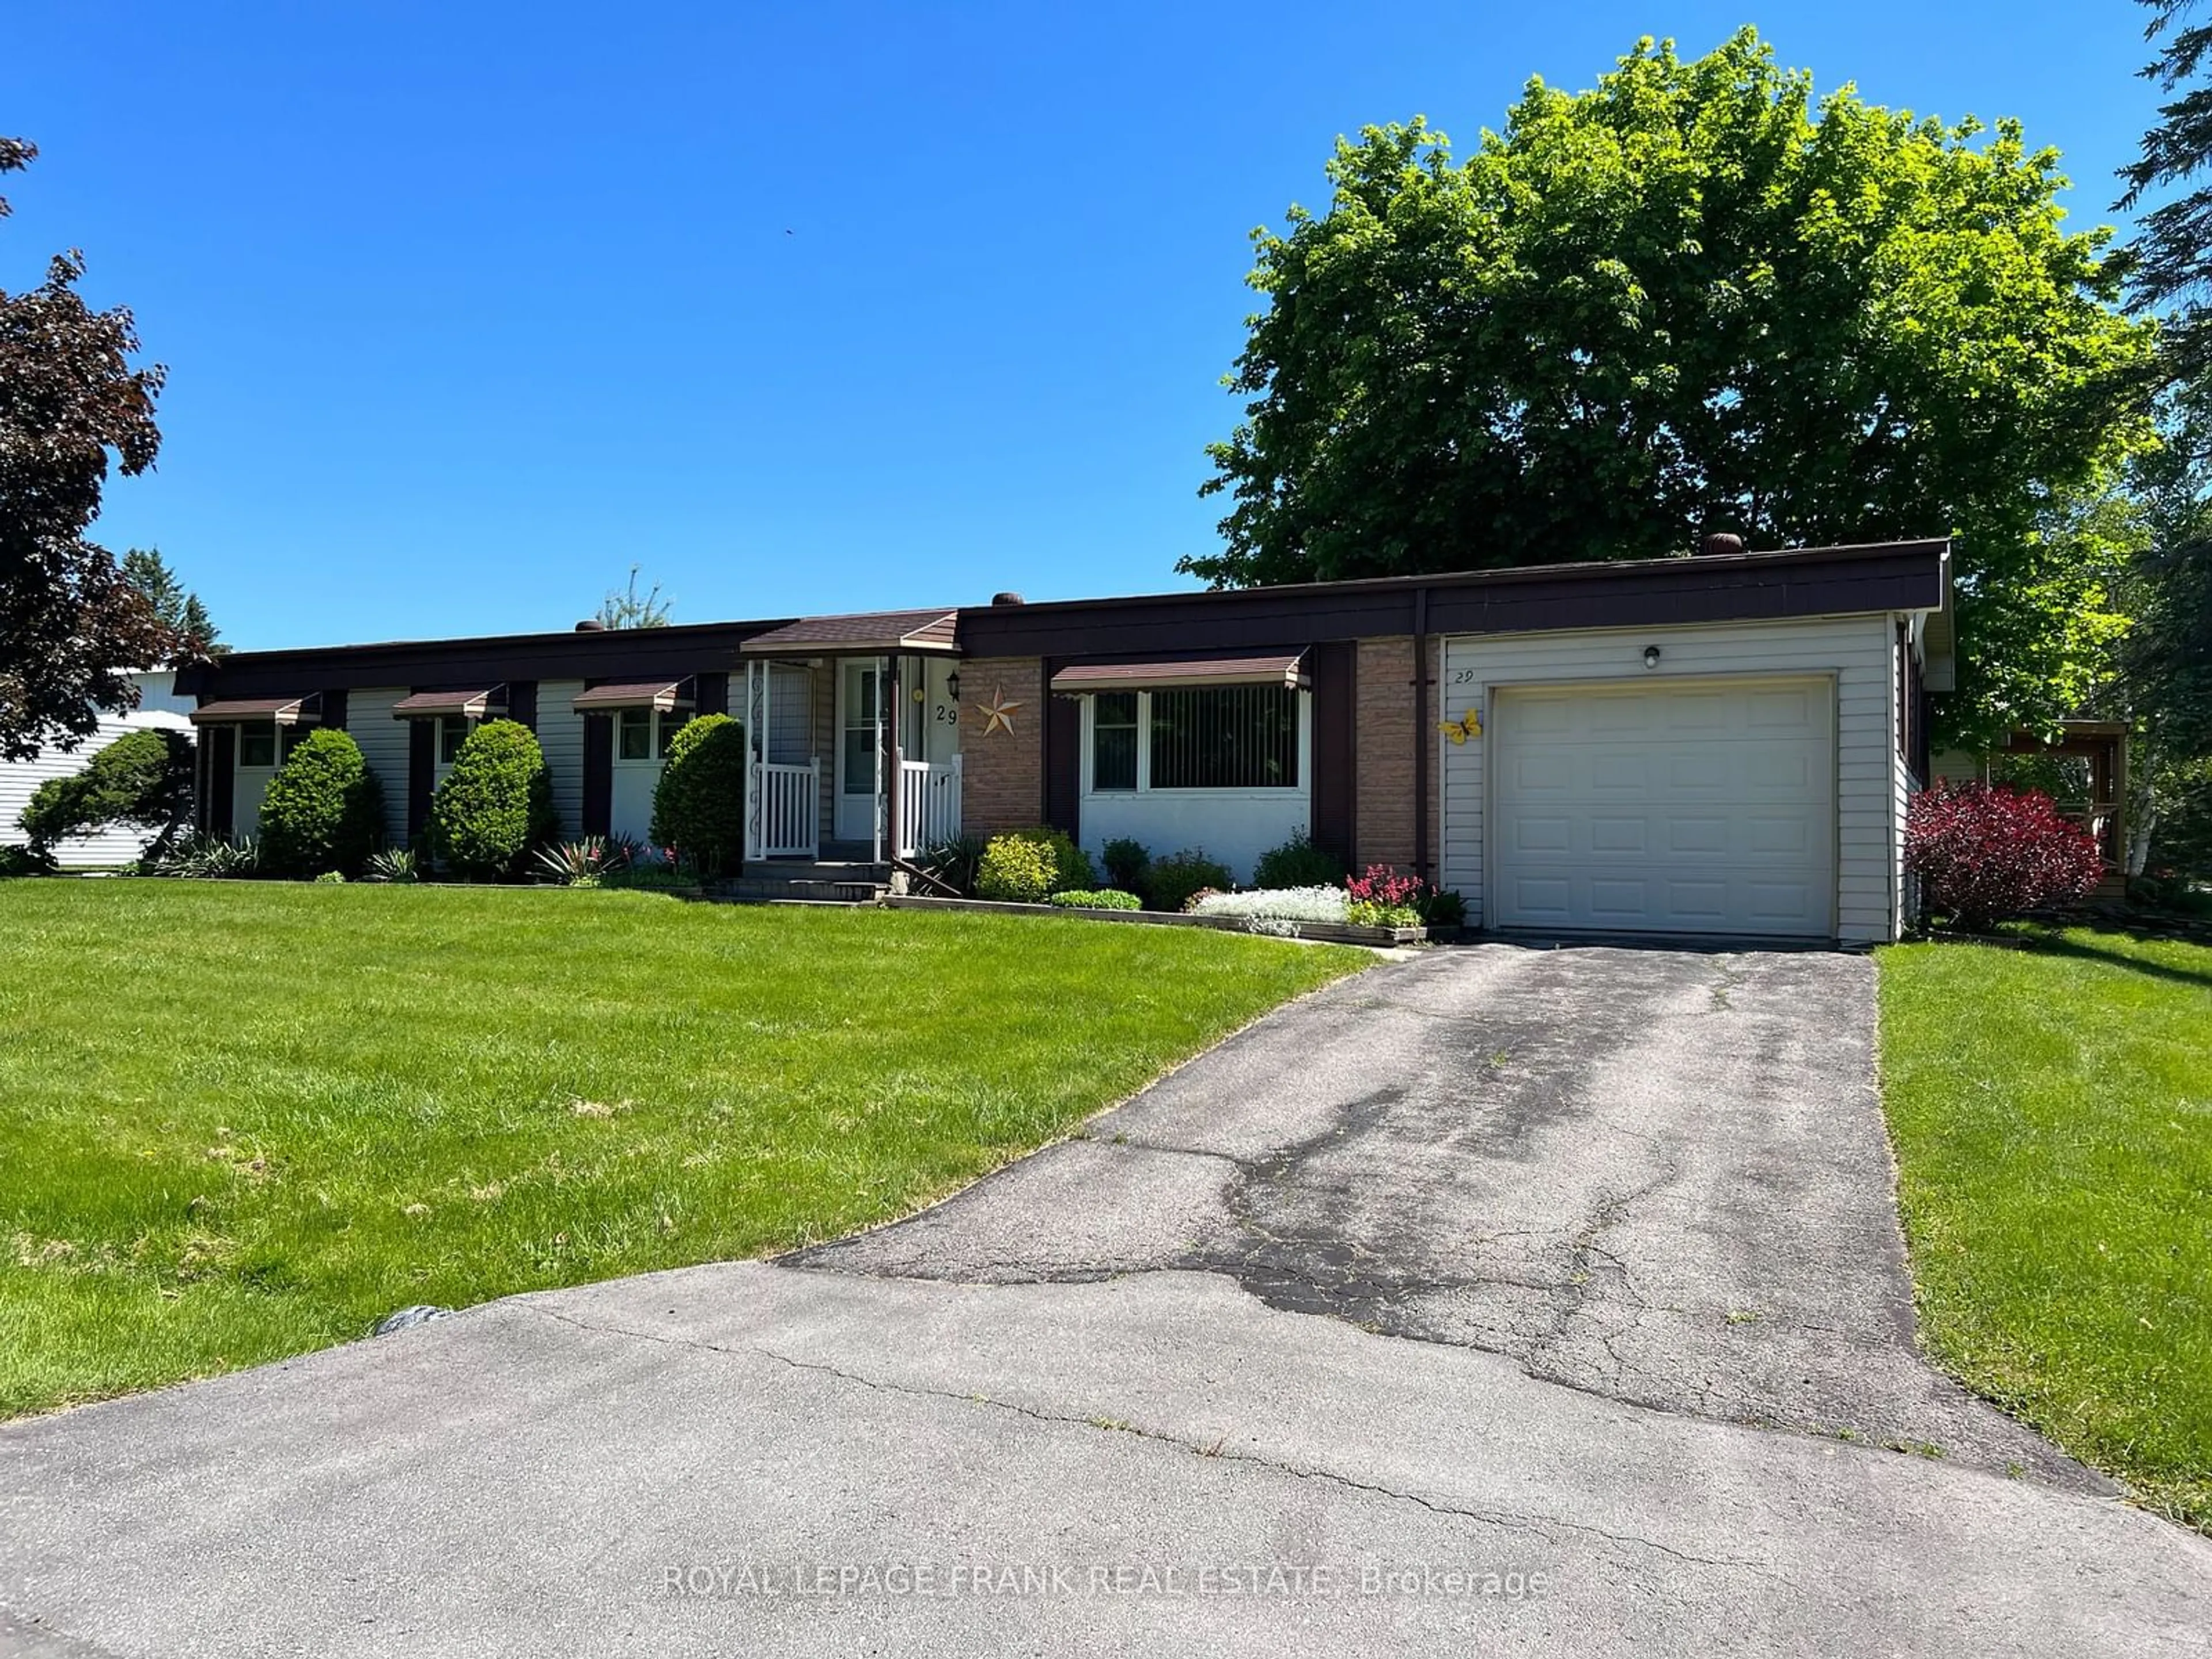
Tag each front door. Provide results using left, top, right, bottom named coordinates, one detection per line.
left=835, top=660, right=880, bottom=844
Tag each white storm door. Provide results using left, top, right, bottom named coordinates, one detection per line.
left=835, top=661, right=880, bottom=844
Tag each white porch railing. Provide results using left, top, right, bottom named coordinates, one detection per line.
left=896, top=756, right=962, bottom=859
left=756, top=760, right=819, bottom=858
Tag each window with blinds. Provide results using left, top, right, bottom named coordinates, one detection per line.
left=1148, top=685, right=1299, bottom=790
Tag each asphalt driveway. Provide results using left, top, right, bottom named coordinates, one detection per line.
left=2, top=944, right=2207, bottom=1657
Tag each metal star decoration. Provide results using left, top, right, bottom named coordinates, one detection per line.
left=977, top=685, right=1022, bottom=736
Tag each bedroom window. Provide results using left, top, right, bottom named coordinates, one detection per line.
left=439, top=715, right=471, bottom=765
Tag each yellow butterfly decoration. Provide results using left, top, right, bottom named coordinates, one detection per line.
left=1438, top=707, right=1483, bottom=745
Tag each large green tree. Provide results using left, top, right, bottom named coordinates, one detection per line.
left=0, top=138, right=173, bottom=760
left=1189, top=30, right=2157, bottom=744
left=121, top=548, right=222, bottom=660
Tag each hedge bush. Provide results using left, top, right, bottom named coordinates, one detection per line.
left=1046, top=888, right=1142, bottom=910
left=429, top=719, right=558, bottom=880
left=18, top=727, right=195, bottom=861
left=1100, top=836, right=1150, bottom=892
left=1252, top=829, right=1343, bottom=891
left=1143, top=848, right=1233, bottom=913
left=257, top=729, right=385, bottom=877
left=975, top=833, right=1056, bottom=903
left=0, top=844, right=56, bottom=878
left=1904, top=781, right=2103, bottom=932
left=649, top=714, right=747, bottom=877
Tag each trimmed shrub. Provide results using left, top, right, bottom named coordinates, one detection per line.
left=1143, top=849, right=1233, bottom=913
left=1252, top=829, right=1344, bottom=891
left=1015, top=825, right=1094, bottom=892
left=1100, top=836, right=1151, bottom=892
left=976, top=833, right=1056, bottom=903
left=18, top=727, right=195, bottom=861
left=0, top=844, right=57, bottom=878
left=1047, top=888, right=1142, bottom=910
left=257, top=729, right=385, bottom=877
left=1905, top=781, right=2103, bottom=932
left=428, top=719, right=558, bottom=880
left=649, top=714, right=747, bottom=877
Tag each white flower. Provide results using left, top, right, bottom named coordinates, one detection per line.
left=1190, top=885, right=1349, bottom=923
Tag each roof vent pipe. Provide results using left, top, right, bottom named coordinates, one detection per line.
left=990, top=592, right=1025, bottom=606
left=1699, top=533, right=1747, bottom=558
left=574, top=619, right=606, bottom=631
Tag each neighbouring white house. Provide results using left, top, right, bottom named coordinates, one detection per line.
left=0, top=671, right=198, bottom=868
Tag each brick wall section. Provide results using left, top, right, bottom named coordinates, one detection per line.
left=959, top=656, right=1044, bottom=835
left=1353, top=635, right=1441, bottom=880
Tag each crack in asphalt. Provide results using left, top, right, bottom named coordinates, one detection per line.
left=516, top=1300, right=1781, bottom=1578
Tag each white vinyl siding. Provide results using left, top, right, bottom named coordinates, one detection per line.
left=347, top=687, right=413, bottom=849
left=0, top=672, right=194, bottom=867
left=536, top=680, right=586, bottom=842
left=1438, top=616, right=1906, bottom=945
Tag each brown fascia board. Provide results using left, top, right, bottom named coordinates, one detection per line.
left=189, top=538, right=1949, bottom=697
left=190, top=617, right=798, bottom=699
left=956, top=541, right=1950, bottom=659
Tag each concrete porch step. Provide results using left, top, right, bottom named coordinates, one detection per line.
left=728, top=862, right=888, bottom=905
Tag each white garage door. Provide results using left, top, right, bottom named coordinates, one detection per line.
left=1490, top=677, right=1835, bottom=938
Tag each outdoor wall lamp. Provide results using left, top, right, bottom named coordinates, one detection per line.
left=1643, top=646, right=1662, bottom=670
left=947, top=670, right=962, bottom=700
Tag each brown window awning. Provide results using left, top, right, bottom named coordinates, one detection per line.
left=190, top=695, right=321, bottom=726
left=572, top=680, right=692, bottom=713
left=1050, top=653, right=1309, bottom=694
left=737, top=608, right=959, bottom=656
left=391, top=686, right=506, bottom=719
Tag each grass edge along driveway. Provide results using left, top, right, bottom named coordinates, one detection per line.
left=0, top=881, right=1370, bottom=1417
left=1878, top=926, right=2212, bottom=1534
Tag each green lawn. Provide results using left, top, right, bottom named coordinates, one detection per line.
left=0, top=881, right=1366, bottom=1416
left=1879, top=927, right=2212, bottom=1531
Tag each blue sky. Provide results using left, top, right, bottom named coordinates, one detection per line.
left=2, top=2, right=2168, bottom=649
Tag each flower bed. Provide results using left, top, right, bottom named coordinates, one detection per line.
left=882, top=892, right=1441, bottom=945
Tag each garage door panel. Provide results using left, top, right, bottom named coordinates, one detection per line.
left=1512, top=816, right=1573, bottom=853
left=1665, top=817, right=1729, bottom=854
left=1589, top=752, right=1647, bottom=791
left=1589, top=816, right=1647, bottom=853
left=1490, top=679, right=1834, bottom=937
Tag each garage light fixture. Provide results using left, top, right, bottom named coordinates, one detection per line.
left=1643, top=646, right=1662, bottom=670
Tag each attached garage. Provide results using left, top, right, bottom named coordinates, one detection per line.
left=1439, top=613, right=1915, bottom=946
left=1487, top=677, right=1835, bottom=937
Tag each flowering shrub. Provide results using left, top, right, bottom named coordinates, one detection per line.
left=1190, top=885, right=1350, bottom=924
left=1344, top=864, right=1429, bottom=926
left=1904, top=782, right=2102, bottom=932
